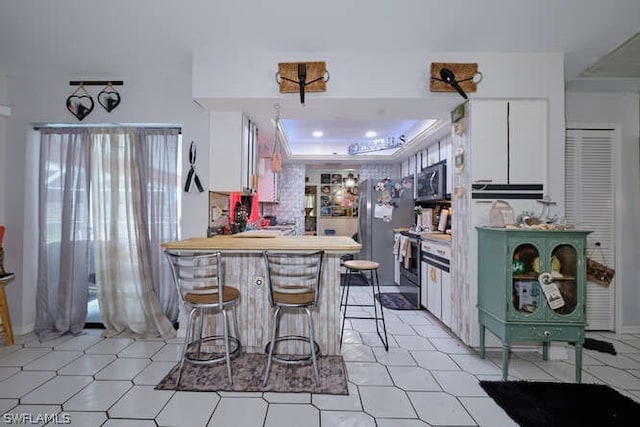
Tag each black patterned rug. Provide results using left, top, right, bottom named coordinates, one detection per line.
left=480, top=380, right=640, bottom=427
left=375, top=292, right=418, bottom=310
left=155, top=353, right=348, bottom=395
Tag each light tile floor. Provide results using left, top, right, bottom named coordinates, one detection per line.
left=1, top=286, right=639, bottom=426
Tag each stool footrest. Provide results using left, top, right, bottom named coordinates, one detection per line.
left=185, top=335, right=241, bottom=365
left=265, top=335, right=321, bottom=365
left=343, top=315, right=385, bottom=320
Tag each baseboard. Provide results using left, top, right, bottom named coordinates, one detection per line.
left=619, top=325, right=640, bottom=334
left=13, top=323, right=35, bottom=336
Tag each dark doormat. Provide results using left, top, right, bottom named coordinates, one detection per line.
left=340, top=272, right=369, bottom=286
left=569, top=337, right=617, bottom=355
left=480, top=380, right=640, bottom=427
left=155, top=353, right=348, bottom=395
left=375, top=292, right=418, bottom=310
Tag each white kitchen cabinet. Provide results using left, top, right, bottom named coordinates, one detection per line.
left=469, top=99, right=546, bottom=185
left=426, top=263, right=442, bottom=319
left=209, top=111, right=258, bottom=193
left=394, top=233, right=401, bottom=285
left=420, top=259, right=427, bottom=307
left=421, top=239, right=452, bottom=327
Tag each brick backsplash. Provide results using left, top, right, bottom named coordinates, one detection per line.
left=261, top=164, right=306, bottom=235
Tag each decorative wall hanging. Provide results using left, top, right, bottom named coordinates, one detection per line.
left=97, top=82, right=121, bottom=112
left=66, top=84, right=94, bottom=121
left=276, top=61, right=329, bottom=104
left=348, top=134, right=406, bottom=154
left=429, top=63, right=482, bottom=99
left=66, top=80, right=124, bottom=120
left=184, top=141, right=204, bottom=193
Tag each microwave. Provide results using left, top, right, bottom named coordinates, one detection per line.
left=416, top=161, right=447, bottom=201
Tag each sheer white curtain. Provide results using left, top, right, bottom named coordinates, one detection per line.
left=90, top=128, right=176, bottom=339
left=36, top=128, right=91, bottom=341
left=36, top=126, right=180, bottom=341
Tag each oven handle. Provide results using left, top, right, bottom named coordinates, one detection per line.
left=421, top=251, right=450, bottom=266
left=421, top=256, right=450, bottom=272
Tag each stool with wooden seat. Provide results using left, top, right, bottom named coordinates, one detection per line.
left=340, top=260, right=388, bottom=351
left=262, top=250, right=324, bottom=386
left=0, top=273, right=15, bottom=346
left=165, top=251, right=241, bottom=389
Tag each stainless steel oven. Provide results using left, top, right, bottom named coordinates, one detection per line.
left=399, top=232, right=420, bottom=308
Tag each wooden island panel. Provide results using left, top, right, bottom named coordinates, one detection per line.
left=162, top=235, right=361, bottom=355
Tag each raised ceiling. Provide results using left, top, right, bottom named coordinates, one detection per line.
left=1, top=1, right=639, bottom=159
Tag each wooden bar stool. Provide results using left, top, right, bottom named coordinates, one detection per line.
left=0, top=273, right=16, bottom=346
left=340, top=260, right=389, bottom=351
left=165, top=251, right=242, bottom=389
left=262, top=251, right=324, bottom=386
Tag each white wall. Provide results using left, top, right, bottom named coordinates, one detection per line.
left=0, top=74, right=9, bottom=228
left=2, top=53, right=210, bottom=333
left=193, top=51, right=566, bottom=203
left=566, top=92, right=640, bottom=332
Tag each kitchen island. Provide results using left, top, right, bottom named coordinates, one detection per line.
left=162, top=234, right=361, bottom=355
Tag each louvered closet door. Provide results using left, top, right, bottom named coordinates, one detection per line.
left=565, top=129, right=615, bottom=330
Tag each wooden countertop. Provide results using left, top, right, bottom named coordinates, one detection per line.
left=162, top=235, right=362, bottom=253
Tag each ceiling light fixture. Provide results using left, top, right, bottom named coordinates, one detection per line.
left=365, top=131, right=377, bottom=138
left=312, top=130, right=323, bottom=138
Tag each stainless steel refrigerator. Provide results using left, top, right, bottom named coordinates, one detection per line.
left=357, top=177, right=415, bottom=285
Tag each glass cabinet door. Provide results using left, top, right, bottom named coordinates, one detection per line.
left=548, top=244, right=578, bottom=316
left=510, top=243, right=543, bottom=319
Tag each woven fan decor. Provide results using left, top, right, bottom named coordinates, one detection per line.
left=430, top=62, right=478, bottom=94
left=277, top=61, right=327, bottom=93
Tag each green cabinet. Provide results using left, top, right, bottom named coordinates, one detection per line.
left=476, top=227, right=591, bottom=382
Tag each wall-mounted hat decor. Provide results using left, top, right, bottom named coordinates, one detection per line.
left=429, top=63, right=482, bottom=99
left=97, top=82, right=121, bottom=112
left=66, top=80, right=124, bottom=120
left=66, top=84, right=94, bottom=121
left=276, top=61, right=329, bottom=104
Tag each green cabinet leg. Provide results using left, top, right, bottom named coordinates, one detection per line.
left=501, top=343, right=510, bottom=380
left=575, top=343, right=583, bottom=383
left=479, top=324, right=486, bottom=359
left=542, top=341, right=549, bottom=361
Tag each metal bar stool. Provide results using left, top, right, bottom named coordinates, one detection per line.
left=165, top=251, right=241, bottom=389
left=0, top=273, right=15, bottom=346
left=340, top=260, right=389, bottom=351
left=262, top=250, right=324, bottom=386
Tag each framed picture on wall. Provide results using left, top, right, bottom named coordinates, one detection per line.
left=321, top=174, right=331, bottom=184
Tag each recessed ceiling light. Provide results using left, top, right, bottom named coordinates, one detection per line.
left=312, top=130, right=323, bottom=138
left=365, top=131, right=377, bottom=138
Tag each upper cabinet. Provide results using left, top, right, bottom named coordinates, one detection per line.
left=469, top=100, right=547, bottom=185
left=209, top=111, right=258, bottom=194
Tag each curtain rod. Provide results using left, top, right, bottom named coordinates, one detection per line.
left=33, top=123, right=182, bottom=132
left=69, top=80, right=124, bottom=86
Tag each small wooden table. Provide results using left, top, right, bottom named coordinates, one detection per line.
left=0, top=273, right=15, bottom=346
